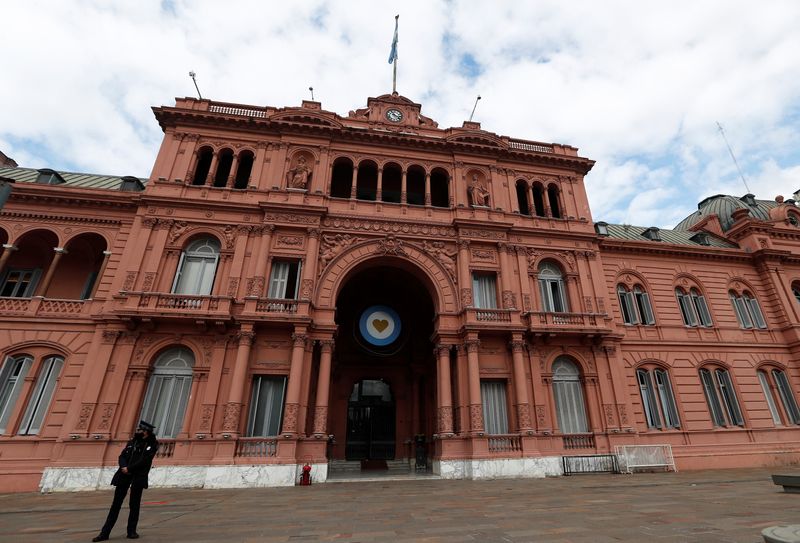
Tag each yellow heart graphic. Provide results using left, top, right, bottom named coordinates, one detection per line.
left=372, top=319, right=389, bottom=333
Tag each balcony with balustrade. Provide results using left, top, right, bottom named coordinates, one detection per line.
left=525, top=311, right=614, bottom=339
left=0, top=296, right=91, bottom=319
left=112, top=291, right=234, bottom=324
left=463, top=307, right=525, bottom=331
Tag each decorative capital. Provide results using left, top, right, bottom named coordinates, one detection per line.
left=318, top=339, right=335, bottom=352
left=464, top=339, right=481, bottom=353
left=435, top=343, right=451, bottom=357
left=292, top=333, right=308, bottom=347
left=307, top=227, right=320, bottom=239
left=236, top=330, right=256, bottom=345
left=509, top=339, right=525, bottom=353
left=142, top=217, right=158, bottom=228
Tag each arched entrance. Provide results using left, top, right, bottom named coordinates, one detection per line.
left=329, top=262, right=436, bottom=464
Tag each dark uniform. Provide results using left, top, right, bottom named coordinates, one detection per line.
left=93, top=420, right=158, bottom=541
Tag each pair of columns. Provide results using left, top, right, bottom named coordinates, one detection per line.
left=437, top=333, right=532, bottom=436
left=202, top=152, right=243, bottom=188
left=522, top=185, right=552, bottom=217
left=347, top=166, right=432, bottom=205
left=224, top=326, right=334, bottom=438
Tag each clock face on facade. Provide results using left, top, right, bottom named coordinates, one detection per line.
left=385, top=108, right=403, bottom=122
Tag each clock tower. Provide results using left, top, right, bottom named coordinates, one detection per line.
left=347, top=92, right=439, bottom=128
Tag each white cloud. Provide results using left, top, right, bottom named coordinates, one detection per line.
left=1, top=0, right=799, bottom=227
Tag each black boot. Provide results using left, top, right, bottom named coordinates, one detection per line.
left=127, top=534, right=140, bottom=539
left=92, top=535, right=109, bottom=542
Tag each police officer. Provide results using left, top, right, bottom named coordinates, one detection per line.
left=92, top=420, right=159, bottom=541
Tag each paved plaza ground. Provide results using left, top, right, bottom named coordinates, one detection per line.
left=0, top=467, right=798, bottom=542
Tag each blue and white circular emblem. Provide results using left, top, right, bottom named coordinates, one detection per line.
left=359, top=305, right=401, bottom=347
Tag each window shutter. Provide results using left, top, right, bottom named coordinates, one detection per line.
left=773, top=370, right=800, bottom=424
left=0, top=356, right=33, bottom=433
left=637, top=370, right=661, bottom=429
left=758, top=371, right=782, bottom=425
left=746, top=296, right=766, bottom=329
left=716, top=369, right=743, bottom=426
left=700, top=369, right=726, bottom=427
left=654, top=369, right=680, bottom=428
left=19, top=356, right=64, bottom=435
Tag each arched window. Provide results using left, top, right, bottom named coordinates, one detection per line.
left=172, top=238, right=221, bottom=296
left=140, top=347, right=194, bottom=438
left=538, top=262, right=568, bottom=313
left=690, top=288, right=713, bottom=327
left=699, top=367, right=743, bottom=427
left=618, top=284, right=655, bottom=325
left=793, top=283, right=800, bottom=305
left=729, top=290, right=767, bottom=329
left=515, top=180, right=530, bottom=215
left=355, top=160, right=378, bottom=201
left=406, top=165, right=425, bottom=205
left=430, top=168, right=450, bottom=208
left=191, top=147, right=213, bottom=186
left=552, top=358, right=588, bottom=434
left=759, top=369, right=800, bottom=426
left=381, top=163, right=402, bottom=204
left=636, top=367, right=680, bottom=429
left=213, top=149, right=234, bottom=188
left=0, top=354, right=33, bottom=433
left=18, top=355, right=64, bottom=435
left=330, top=158, right=354, bottom=198
left=233, top=151, right=254, bottom=189
left=532, top=183, right=546, bottom=217
left=547, top=184, right=561, bottom=218
left=675, top=287, right=698, bottom=327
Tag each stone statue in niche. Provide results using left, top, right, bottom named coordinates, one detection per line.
left=468, top=174, right=491, bottom=207
left=286, top=155, right=311, bottom=190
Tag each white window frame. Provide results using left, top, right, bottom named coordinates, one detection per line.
left=773, top=369, right=800, bottom=425
left=0, top=268, right=41, bottom=298
left=18, top=356, right=64, bottom=435
left=743, top=293, right=767, bottom=329
left=538, top=263, right=568, bottom=313
left=654, top=369, right=680, bottom=428
left=700, top=368, right=727, bottom=427
left=480, top=380, right=509, bottom=435
left=246, top=375, right=287, bottom=437
left=617, top=285, right=638, bottom=325
left=552, top=358, right=588, bottom=434
left=140, top=348, right=195, bottom=439
left=690, top=288, right=713, bottom=327
left=637, top=369, right=661, bottom=429
left=676, top=288, right=698, bottom=327
left=715, top=368, right=744, bottom=426
left=0, top=355, right=33, bottom=433
left=758, top=370, right=783, bottom=426
left=268, top=260, right=301, bottom=300
left=171, top=238, right=221, bottom=296
left=634, top=285, right=655, bottom=325
left=730, top=292, right=753, bottom=329
left=472, top=272, right=498, bottom=309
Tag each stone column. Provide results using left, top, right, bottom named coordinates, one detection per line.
left=376, top=168, right=383, bottom=201
left=436, top=344, right=453, bottom=434
left=526, top=185, right=535, bottom=216
left=204, top=151, right=219, bottom=185
left=510, top=335, right=532, bottom=432
left=0, top=244, right=18, bottom=275
left=312, top=339, right=334, bottom=436
left=349, top=166, right=358, bottom=199
left=299, top=228, right=319, bottom=300
left=401, top=169, right=407, bottom=204
left=424, top=172, right=431, bottom=206
left=457, top=239, right=472, bottom=309
left=464, top=336, right=484, bottom=434
left=89, top=250, right=113, bottom=298
left=515, top=246, right=532, bottom=313
left=36, top=247, right=67, bottom=296
left=281, top=328, right=308, bottom=436
left=247, top=225, right=274, bottom=297
left=222, top=328, right=255, bottom=437
left=498, top=242, right=515, bottom=309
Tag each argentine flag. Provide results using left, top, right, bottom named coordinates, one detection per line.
left=388, top=16, right=398, bottom=64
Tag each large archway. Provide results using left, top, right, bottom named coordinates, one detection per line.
left=328, top=262, right=436, bottom=465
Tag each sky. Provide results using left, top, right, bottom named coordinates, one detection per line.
left=1, top=0, right=799, bottom=228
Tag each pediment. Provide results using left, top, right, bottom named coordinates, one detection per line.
left=269, top=110, right=343, bottom=129
left=445, top=130, right=506, bottom=149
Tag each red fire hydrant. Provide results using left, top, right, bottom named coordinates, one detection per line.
left=299, top=463, right=312, bottom=486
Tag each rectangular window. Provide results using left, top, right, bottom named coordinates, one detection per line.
left=715, top=369, right=744, bottom=426
left=140, top=373, right=193, bottom=438
left=18, top=356, right=64, bottom=435
left=0, top=269, right=41, bottom=298
left=0, top=356, right=33, bottom=433
left=480, top=380, right=509, bottom=435
left=758, top=371, right=782, bottom=426
left=246, top=376, right=287, bottom=437
left=700, top=369, right=726, bottom=427
left=654, top=369, right=680, bottom=428
left=268, top=261, right=301, bottom=299
left=773, top=370, right=800, bottom=424
left=472, top=272, right=498, bottom=309
left=635, top=290, right=655, bottom=325
left=637, top=370, right=662, bottom=429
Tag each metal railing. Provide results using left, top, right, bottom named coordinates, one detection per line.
left=562, top=454, right=619, bottom=475
left=614, top=444, right=676, bottom=473
left=488, top=434, right=522, bottom=454
left=562, top=433, right=596, bottom=450
left=235, top=438, right=278, bottom=458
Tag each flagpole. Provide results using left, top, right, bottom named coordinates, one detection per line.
left=392, top=15, right=399, bottom=93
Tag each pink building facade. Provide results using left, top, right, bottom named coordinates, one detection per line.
left=0, top=93, right=798, bottom=492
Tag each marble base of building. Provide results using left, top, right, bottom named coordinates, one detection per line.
left=39, top=463, right=329, bottom=493
left=433, top=457, right=563, bottom=480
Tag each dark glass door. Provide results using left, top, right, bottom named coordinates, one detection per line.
left=345, top=380, right=395, bottom=460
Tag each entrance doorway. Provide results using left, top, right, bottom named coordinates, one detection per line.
left=345, top=380, right=395, bottom=460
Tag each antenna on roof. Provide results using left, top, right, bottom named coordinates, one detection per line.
left=189, top=71, right=203, bottom=100
left=716, top=122, right=751, bottom=194
left=468, top=95, right=481, bottom=122
left=309, top=86, right=314, bottom=101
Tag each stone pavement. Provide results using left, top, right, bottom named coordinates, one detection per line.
left=0, top=467, right=798, bottom=542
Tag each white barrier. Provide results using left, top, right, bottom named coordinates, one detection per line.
left=614, top=444, right=676, bottom=474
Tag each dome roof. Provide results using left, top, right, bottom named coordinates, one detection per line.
left=674, top=194, right=777, bottom=231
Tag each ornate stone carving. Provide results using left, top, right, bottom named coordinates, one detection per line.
left=604, top=404, right=615, bottom=426
left=222, top=402, right=241, bottom=432
left=248, top=276, right=265, bottom=297
left=299, top=279, right=313, bottom=299
left=101, top=330, right=121, bottom=344
left=376, top=234, right=405, bottom=256
left=467, top=174, right=491, bottom=207
left=469, top=404, right=484, bottom=432
left=471, top=248, right=496, bottom=263
left=516, top=403, right=532, bottom=429
left=291, top=333, right=308, bottom=347
left=525, top=247, right=541, bottom=270
left=617, top=404, right=629, bottom=425
left=282, top=402, right=299, bottom=433
left=76, top=403, right=94, bottom=430
left=535, top=405, right=546, bottom=427
left=97, top=404, right=116, bottom=431
left=286, top=155, right=311, bottom=189
left=502, top=290, right=516, bottom=309
left=460, top=287, right=473, bottom=308
left=277, top=235, right=304, bottom=247
left=460, top=228, right=505, bottom=240
left=319, top=234, right=358, bottom=272
left=227, top=277, right=239, bottom=297
left=584, top=296, right=593, bottom=312
left=464, top=339, right=481, bottom=353
left=199, top=404, right=214, bottom=431
left=223, top=225, right=236, bottom=249
left=237, top=330, right=256, bottom=345
left=122, top=272, right=137, bottom=291
left=438, top=406, right=454, bottom=434
left=141, top=272, right=156, bottom=292
left=421, top=240, right=456, bottom=278
left=509, top=339, right=525, bottom=353
left=142, top=217, right=158, bottom=229
left=264, top=212, right=319, bottom=225
left=522, top=294, right=532, bottom=312
left=312, top=406, right=328, bottom=435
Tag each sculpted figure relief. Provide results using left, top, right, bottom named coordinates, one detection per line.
left=422, top=240, right=456, bottom=278
left=286, top=156, right=311, bottom=189
left=468, top=174, right=491, bottom=207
